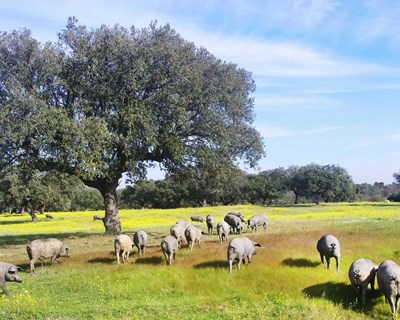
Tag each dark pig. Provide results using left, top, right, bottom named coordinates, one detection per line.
left=316, top=234, right=341, bottom=272
left=0, top=262, right=22, bottom=297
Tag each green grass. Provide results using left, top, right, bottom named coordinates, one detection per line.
left=0, top=202, right=400, bottom=319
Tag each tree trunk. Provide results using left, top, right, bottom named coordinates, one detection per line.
left=29, top=208, right=38, bottom=223
left=84, top=178, right=122, bottom=235
left=38, top=204, right=45, bottom=214
left=98, top=183, right=121, bottom=235
left=294, top=192, right=299, bottom=204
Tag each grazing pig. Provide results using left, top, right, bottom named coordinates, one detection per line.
left=316, top=234, right=341, bottom=272
left=161, top=235, right=178, bottom=266
left=224, top=214, right=243, bottom=234
left=227, top=212, right=246, bottom=222
left=184, top=225, right=202, bottom=250
left=206, top=214, right=217, bottom=235
left=0, top=262, right=22, bottom=297
left=348, top=258, right=377, bottom=307
left=114, top=234, right=133, bottom=264
left=191, top=215, right=204, bottom=223
left=175, top=220, right=191, bottom=228
left=377, top=260, right=400, bottom=317
left=45, top=214, right=53, bottom=219
left=170, top=223, right=186, bottom=245
left=133, top=230, right=148, bottom=257
left=93, top=215, right=104, bottom=221
left=27, top=238, right=70, bottom=273
left=227, top=237, right=261, bottom=273
left=247, top=214, right=268, bottom=232
left=217, top=221, right=230, bottom=243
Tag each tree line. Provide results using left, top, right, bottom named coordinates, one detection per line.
left=120, top=164, right=400, bottom=208
left=2, top=163, right=399, bottom=215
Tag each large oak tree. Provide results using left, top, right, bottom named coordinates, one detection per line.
left=0, top=18, right=264, bottom=234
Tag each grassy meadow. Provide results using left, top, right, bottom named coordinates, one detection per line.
left=1, top=202, right=400, bottom=319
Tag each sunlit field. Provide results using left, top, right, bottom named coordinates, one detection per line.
left=1, top=202, right=400, bottom=319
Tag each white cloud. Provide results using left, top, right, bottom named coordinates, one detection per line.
left=258, top=125, right=294, bottom=138
left=299, top=83, right=400, bottom=95
left=346, top=133, right=400, bottom=150
left=176, top=28, right=400, bottom=79
left=3, top=1, right=400, bottom=80
left=345, top=140, right=378, bottom=150
left=255, top=94, right=339, bottom=111
left=385, top=134, right=400, bottom=142
left=249, top=0, right=341, bottom=33
left=293, top=0, right=340, bottom=29
left=256, top=124, right=339, bottom=138
left=354, top=0, right=400, bottom=45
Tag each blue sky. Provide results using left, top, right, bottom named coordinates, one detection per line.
left=2, top=0, right=400, bottom=184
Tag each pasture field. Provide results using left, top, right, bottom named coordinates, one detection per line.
left=0, top=202, right=400, bottom=319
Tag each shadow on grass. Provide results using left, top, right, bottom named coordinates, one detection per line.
left=281, top=258, right=320, bottom=268
left=303, top=282, right=382, bottom=312
left=0, top=219, right=34, bottom=226
left=17, top=261, right=69, bottom=274
left=16, top=263, right=31, bottom=273
left=0, top=232, right=99, bottom=247
left=135, top=256, right=163, bottom=265
left=346, top=203, right=395, bottom=207
left=87, top=257, right=115, bottom=264
left=193, top=260, right=227, bottom=269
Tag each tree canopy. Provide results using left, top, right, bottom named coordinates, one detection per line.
left=246, top=168, right=289, bottom=204
left=0, top=18, right=264, bottom=233
left=289, top=164, right=355, bottom=204
left=393, top=171, right=400, bottom=184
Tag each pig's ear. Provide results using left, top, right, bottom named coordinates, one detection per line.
left=8, top=265, right=18, bottom=273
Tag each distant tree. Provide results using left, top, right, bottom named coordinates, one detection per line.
left=393, top=171, right=400, bottom=184
left=384, top=183, right=400, bottom=201
left=245, top=174, right=263, bottom=204
left=0, top=167, right=76, bottom=221
left=218, top=169, right=248, bottom=205
left=388, top=193, right=400, bottom=202
left=0, top=169, right=26, bottom=214
left=168, top=154, right=245, bottom=207
left=324, top=165, right=355, bottom=202
left=120, top=180, right=157, bottom=209
left=387, top=171, right=400, bottom=202
left=354, top=183, right=382, bottom=201
left=170, top=166, right=219, bottom=207
left=383, top=183, right=400, bottom=197
left=121, top=167, right=248, bottom=208
left=70, top=184, right=103, bottom=211
left=246, top=168, right=289, bottom=204
left=152, top=179, right=183, bottom=209
left=120, top=186, right=137, bottom=209
left=288, top=164, right=354, bottom=204
left=287, top=165, right=306, bottom=204
left=0, top=19, right=264, bottom=233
